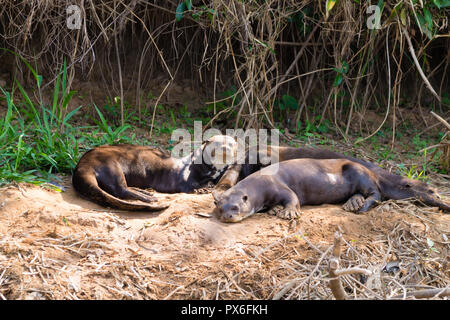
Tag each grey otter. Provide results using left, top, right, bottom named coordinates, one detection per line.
left=214, top=159, right=387, bottom=222
left=214, top=145, right=450, bottom=213
left=72, top=135, right=237, bottom=211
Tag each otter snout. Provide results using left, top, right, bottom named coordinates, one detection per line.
left=219, top=204, right=238, bottom=219
left=217, top=204, right=246, bottom=223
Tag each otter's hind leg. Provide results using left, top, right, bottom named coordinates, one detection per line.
left=119, top=186, right=157, bottom=203
left=129, top=187, right=155, bottom=197
left=97, top=165, right=157, bottom=203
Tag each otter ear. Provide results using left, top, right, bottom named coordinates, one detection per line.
left=205, top=136, right=217, bottom=144
left=242, top=195, right=248, bottom=202
left=212, top=190, right=221, bottom=203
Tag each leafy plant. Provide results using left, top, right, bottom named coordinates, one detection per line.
left=0, top=53, right=138, bottom=187
left=426, top=238, right=439, bottom=254
left=92, top=105, right=133, bottom=145
left=176, top=0, right=192, bottom=22
left=333, top=60, right=349, bottom=87
left=279, top=94, right=299, bottom=111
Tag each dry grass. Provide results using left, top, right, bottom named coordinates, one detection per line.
left=1, top=196, right=448, bottom=300
left=0, top=1, right=449, bottom=300
left=0, top=1, right=448, bottom=134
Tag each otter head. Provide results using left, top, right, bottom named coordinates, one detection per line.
left=213, top=189, right=253, bottom=223
left=202, top=135, right=238, bottom=171
left=399, top=179, right=450, bottom=211
left=400, top=179, right=440, bottom=200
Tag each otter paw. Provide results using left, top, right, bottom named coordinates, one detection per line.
left=267, top=205, right=284, bottom=216
left=343, top=194, right=365, bottom=213
left=277, top=208, right=301, bottom=220
left=195, top=188, right=211, bottom=194
left=268, top=205, right=300, bottom=219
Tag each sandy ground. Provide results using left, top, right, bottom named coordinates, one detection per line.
left=0, top=176, right=449, bottom=300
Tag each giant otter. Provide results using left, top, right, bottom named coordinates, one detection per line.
left=72, top=135, right=237, bottom=211
left=214, top=158, right=450, bottom=223
left=214, top=159, right=384, bottom=222
left=214, top=145, right=449, bottom=212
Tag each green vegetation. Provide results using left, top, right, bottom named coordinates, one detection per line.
left=0, top=62, right=142, bottom=187
left=1, top=69, right=445, bottom=187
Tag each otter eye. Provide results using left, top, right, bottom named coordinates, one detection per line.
left=405, top=184, right=411, bottom=188
left=214, top=200, right=218, bottom=205
left=428, top=190, right=434, bottom=194
left=242, top=195, right=248, bottom=202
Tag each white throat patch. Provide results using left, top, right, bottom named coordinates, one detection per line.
left=327, top=173, right=338, bottom=184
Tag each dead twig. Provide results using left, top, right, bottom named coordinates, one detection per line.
left=328, top=231, right=373, bottom=300
left=328, top=231, right=348, bottom=300
left=391, top=288, right=450, bottom=300
left=402, top=26, right=440, bottom=102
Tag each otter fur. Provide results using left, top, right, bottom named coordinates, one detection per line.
left=72, top=135, right=237, bottom=211
left=215, top=158, right=387, bottom=222
left=214, top=145, right=450, bottom=213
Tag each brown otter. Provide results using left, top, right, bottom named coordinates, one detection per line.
left=214, top=145, right=450, bottom=212
left=72, top=135, right=237, bottom=211
left=214, top=158, right=388, bottom=222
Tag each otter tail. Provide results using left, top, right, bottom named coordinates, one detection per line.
left=420, top=196, right=450, bottom=213
left=72, top=170, right=169, bottom=211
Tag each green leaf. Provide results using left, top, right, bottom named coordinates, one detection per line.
left=184, top=0, right=192, bottom=11
left=416, top=13, right=433, bottom=39
left=342, top=60, right=349, bottom=74
left=93, top=104, right=109, bottom=133
left=62, top=216, right=70, bottom=226
left=400, top=8, right=407, bottom=26
left=254, top=38, right=276, bottom=54
left=52, top=72, right=61, bottom=116
left=176, top=2, right=187, bottom=22
left=37, top=75, right=43, bottom=88
left=333, top=73, right=343, bottom=87
left=61, top=90, right=77, bottom=110
left=62, top=105, right=82, bottom=127
left=355, top=137, right=364, bottom=144
left=15, top=79, right=39, bottom=122
left=281, top=94, right=299, bottom=111
left=433, top=0, right=450, bottom=8
left=423, top=8, right=433, bottom=30
left=388, top=2, right=403, bottom=22
left=0, top=48, right=41, bottom=86
left=326, top=0, right=337, bottom=12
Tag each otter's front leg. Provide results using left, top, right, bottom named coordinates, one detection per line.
left=346, top=177, right=381, bottom=213
left=356, top=191, right=381, bottom=213
left=267, top=188, right=301, bottom=219
left=214, top=164, right=242, bottom=193
left=342, top=191, right=381, bottom=213
left=343, top=194, right=365, bottom=212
